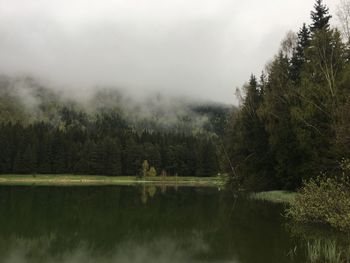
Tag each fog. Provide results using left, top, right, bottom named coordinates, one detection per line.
left=0, top=75, right=230, bottom=134
left=0, top=0, right=339, bottom=104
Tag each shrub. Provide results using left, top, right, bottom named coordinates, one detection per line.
left=287, top=160, right=350, bottom=231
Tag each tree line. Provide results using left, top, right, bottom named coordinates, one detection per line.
left=0, top=112, right=219, bottom=177
left=226, top=0, right=350, bottom=190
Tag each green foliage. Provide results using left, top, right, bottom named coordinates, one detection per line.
left=13, top=145, right=36, bottom=174
left=260, top=53, right=304, bottom=189
left=142, top=160, right=149, bottom=177
left=0, top=120, right=219, bottom=177
left=192, top=104, right=231, bottom=136
left=148, top=166, right=157, bottom=177
left=306, top=239, right=345, bottom=263
left=226, top=0, right=350, bottom=191
left=0, top=76, right=225, bottom=178
left=291, top=28, right=346, bottom=176
left=197, top=139, right=219, bottom=177
left=287, top=164, right=350, bottom=231
left=310, top=0, right=332, bottom=33
left=226, top=74, right=274, bottom=190
left=290, top=23, right=310, bottom=82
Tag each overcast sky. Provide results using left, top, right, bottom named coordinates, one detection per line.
left=0, top=0, right=339, bottom=104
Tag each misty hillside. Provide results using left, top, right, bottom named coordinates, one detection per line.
left=0, top=75, right=232, bottom=177
left=0, top=75, right=234, bottom=136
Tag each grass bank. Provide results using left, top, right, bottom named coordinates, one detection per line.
left=0, top=174, right=227, bottom=188
left=250, top=190, right=297, bottom=204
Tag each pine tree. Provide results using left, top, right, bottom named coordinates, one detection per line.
left=123, top=138, right=142, bottom=175
left=143, top=143, right=161, bottom=171
left=294, top=28, right=346, bottom=175
left=37, top=133, right=52, bottom=174
left=290, top=24, right=311, bottom=82
left=226, top=74, right=274, bottom=188
left=13, top=145, right=36, bottom=174
left=0, top=124, right=11, bottom=173
left=200, top=140, right=218, bottom=177
left=106, top=138, right=122, bottom=176
left=90, top=140, right=105, bottom=175
left=259, top=53, right=305, bottom=189
left=73, top=141, right=92, bottom=174
left=50, top=131, right=67, bottom=174
left=310, top=0, right=332, bottom=33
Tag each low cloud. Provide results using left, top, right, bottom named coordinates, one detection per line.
left=0, top=0, right=339, bottom=104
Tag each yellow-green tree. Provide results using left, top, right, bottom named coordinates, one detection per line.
left=148, top=166, right=157, bottom=177
left=142, top=160, right=149, bottom=177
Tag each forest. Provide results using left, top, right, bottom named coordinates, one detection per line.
left=225, top=0, right=350, bottom=191
left=2, top=0, right=350, bottom=261
left=0, top=77, right=230, bottom=177
left=1, top=0, right=349, bottom=190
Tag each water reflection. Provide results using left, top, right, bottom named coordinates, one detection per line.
left=0, top=186, right=347, bottom=263
left=140, top=185, right=157, bottom=204
left=2, top=236, right=232, bottom=263
left=139, top=184, right=222, bottom=204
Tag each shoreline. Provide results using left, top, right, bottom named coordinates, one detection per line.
left=0, top=174, right=227, bottom=188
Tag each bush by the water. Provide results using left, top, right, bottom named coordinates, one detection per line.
left=287, top=161, right=350, bottom=231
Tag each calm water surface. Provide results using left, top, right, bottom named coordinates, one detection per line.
left=0, top=185, right=347, bottom=263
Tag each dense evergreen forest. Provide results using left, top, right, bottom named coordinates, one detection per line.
left=226, top=0, right=350, bottom=190
left=2, top=0, right=349, bottom=189
left=0, top=77, right=231, bottom=177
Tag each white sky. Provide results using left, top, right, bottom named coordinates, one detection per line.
left=0, top=0, right=339, bottom=104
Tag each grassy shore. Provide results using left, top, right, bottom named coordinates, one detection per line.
left=250, top=190, right=297, bottom=204
left=0, top=174, right=227, bottom=187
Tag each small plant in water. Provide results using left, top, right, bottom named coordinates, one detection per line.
left=324, top=241, right=342, bottom=263
left=306, top=239, right=346, bottom=263
left=307, top=240, right=321, bottom=263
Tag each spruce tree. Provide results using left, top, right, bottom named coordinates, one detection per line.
left=310, top=0, right=332, bottom=33
left=90, top=141, right=105, bottom=175
left=290, top=24, right=311, bottom=82
left=123, top=138, right=142, bottom=176
left=200, top=140, right=218, bottom=177
left=13, top=145, right=36, bottom=174
left=50, top=132, right=67, bottom=174
left=259, top=53, right=304, bottom=189
left=143, top=143, right=161, bottom=172
left=107, top=138, right=122, bottom=176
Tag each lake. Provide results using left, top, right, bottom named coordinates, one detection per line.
left=0, top=185, right=347, bottom=263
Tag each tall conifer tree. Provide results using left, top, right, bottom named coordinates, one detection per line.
left=310, top=0, right=332, bottom=32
